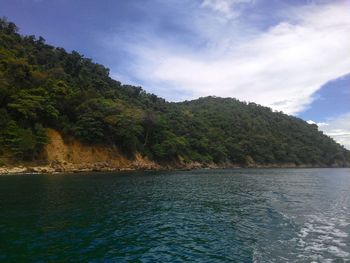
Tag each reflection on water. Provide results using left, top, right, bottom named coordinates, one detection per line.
left=0, top=169, right=349, bottom=262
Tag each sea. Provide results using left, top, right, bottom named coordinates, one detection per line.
left=0, top=168, right=349, bottom=262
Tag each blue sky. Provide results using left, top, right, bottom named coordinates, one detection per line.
left=1, top=0, right=350, bottom=148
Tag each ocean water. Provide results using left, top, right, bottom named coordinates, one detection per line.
left=0, top=169, right=349, bottom=262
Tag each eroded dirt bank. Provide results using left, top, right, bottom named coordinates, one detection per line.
left=0, top=129, right=160, bottom=174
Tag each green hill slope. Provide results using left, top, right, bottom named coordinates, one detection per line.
left=1, top=18, right=349, bottom=167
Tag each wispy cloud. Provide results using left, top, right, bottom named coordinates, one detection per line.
left=201, top=0, right=254, bottom=19
left=105, top=1, right=350, bottom=115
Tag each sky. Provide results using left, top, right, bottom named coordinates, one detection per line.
left=1, top=0, right=350, bottom=149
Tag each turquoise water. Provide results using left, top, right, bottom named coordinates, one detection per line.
left=0, top=169, right=349, bottom=262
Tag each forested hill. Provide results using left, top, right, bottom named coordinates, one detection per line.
left=1, top=18, right=349, bottom=167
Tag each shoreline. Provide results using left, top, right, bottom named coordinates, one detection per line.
left=1, top=163, right=348, bottom=175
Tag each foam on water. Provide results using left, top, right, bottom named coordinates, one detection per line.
left=296, top=214, right=350, bottom=260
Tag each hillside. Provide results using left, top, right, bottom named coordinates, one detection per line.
left=0, top=17, right=349, bottom=170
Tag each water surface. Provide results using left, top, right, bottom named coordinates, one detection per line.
left=0, top=169, right=349, bottom=262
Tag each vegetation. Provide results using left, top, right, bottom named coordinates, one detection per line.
left=1, top=17, right=349, bottom=166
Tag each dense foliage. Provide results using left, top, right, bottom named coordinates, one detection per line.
left=1, top=18, right=349, bottom=166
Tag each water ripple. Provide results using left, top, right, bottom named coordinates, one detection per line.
left=0, top=169, right=349, bottom=262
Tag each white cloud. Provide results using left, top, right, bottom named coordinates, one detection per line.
left=317, top=122, right=329, bottom=127
left=201, top=0, right=254, bottom=18
left=319, top=113, right=350, bottom=150
left=307, top=120, right=329, bottom=127
left=111, top=1, right=350, bottom=115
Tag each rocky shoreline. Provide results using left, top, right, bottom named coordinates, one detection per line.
left=1, top=161, right=345, bottom=175
left=0, top=161, right=219, bottom=175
